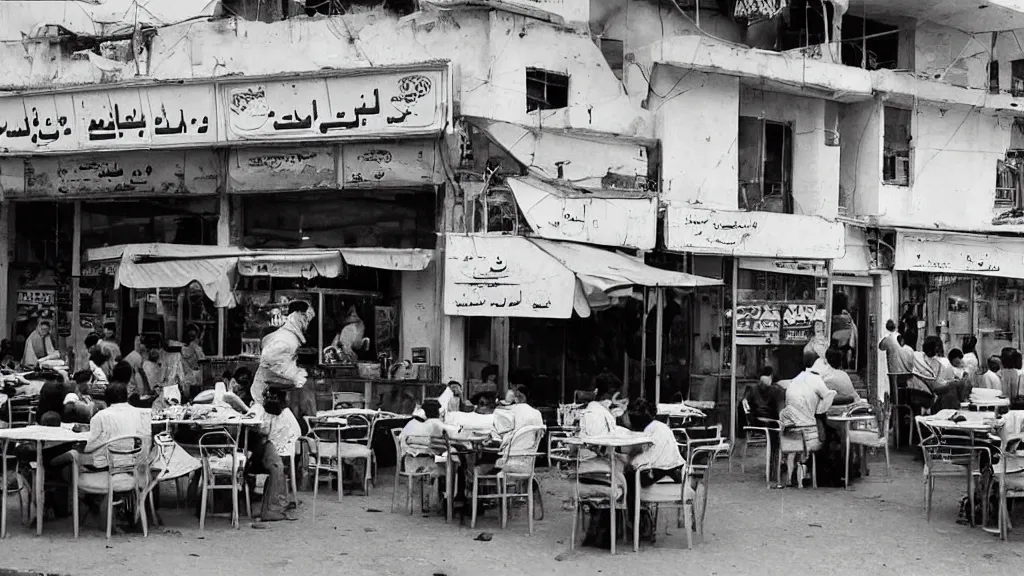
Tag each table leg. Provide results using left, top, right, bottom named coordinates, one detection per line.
left=35, top=441, right=43, bottom=536
left=609, top=450, right=616, bottom=556
left=1, top=439, right=7, bottom=539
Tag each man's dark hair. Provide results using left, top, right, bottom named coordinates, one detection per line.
left=1002, top=347, right=1015, bottom=367
left=103, top=322, right=116, bottom=331
left=40, top=411, right=62, bottom=427
left=141, top=333, right=162, bottom=349
left=89, top=348, right=109, bottom=366
left=885, top=319, right=896, bottom=332
left=593, top=369, right=622, bottom=401
left=422, top=399, right=442, bottom=419
left=897, top=335, right=905, bottom=346
left=760, top=366, right=774, bottom=378
left=628, top=398, right=656, bottom=432
left=803, top=350, right=819, bottom=369
left=105, top=382, right=129, bottom=405
left=514, top=384, right=529, bottom=404
left=233, top=366, right=253, bottom=381
left=84, top=333, right=100, bottom=349
left=989, top=356, right=1003, bottom=373
left=73, top=370, right=93, bottom=385
left=111, top=361, right=133, bottom=384
left=481, top=364, right=499, bottom=383
left=922, top=336, right=943, bottom=358
left=1012, top=349, right=1024, bottom=370
left=825, top=347, right=844, bottom=370
left=471, top=392, right=496, bottom=407
left=287, top=301, right=310, bottom=315
left=948, top=348, right=964, bottom=363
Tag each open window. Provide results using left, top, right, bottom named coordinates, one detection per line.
left=883, top=107, right=911, bottom=187
left=1012, top=60, right=1024, bottom=98
left=599, top=38, right=625, bottom=81
left=840, top=16, right=900, bottom=70
left=738, top=117, right=793, bottom=213
left=996, top=119, right=1024, bottom=211
left=526, top=68, right=569, bottom=112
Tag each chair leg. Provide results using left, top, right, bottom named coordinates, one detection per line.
left=471, top=475, right=479, bottom=529
left=500, top=477, right=508, bottom=530
left=569, top=504, right=578, bottom=552
left=105, top=488, right=114, bottom=540
left=312, top=463, right=320, bottom=520
left=199, top=472, right=208, bottom=532
left=406, top=476, right=413, bottom=515
left=844, top=436, right=851, bottom=490
left=528, top=475, right=536, bottom=535
left=72, top=466, right=79, bottom=539
left=883, top=443, right=891, bottom=479
left=148, top=492, right=159, bottom=529
left=926, top=477, right=934, bottom=522
left=391, top=471, right=399, bottom=513
left=811, top=455, right=817, bottom=489
left=683, top=500, right=693, bottom=550
left=244, top=480, right=252, bottom=519
left=138, top=490, right=149, bottom=538
left=290, top=457, right=298, bottom=505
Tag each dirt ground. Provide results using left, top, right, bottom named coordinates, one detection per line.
left=1, top=448, right=1023, bottom=576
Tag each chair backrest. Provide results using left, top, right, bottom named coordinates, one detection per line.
left=89, top=434, right=147, bottom=478
left=333, top=392, right=366, bottom=410
left=556, top=403, right=584, bottom=428
left=501, top=424, right=546, bottom=475
left=198, top=429, right=241, bottom=473
left=241, top=338, right=262, bottom=357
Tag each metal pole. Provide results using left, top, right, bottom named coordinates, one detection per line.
left=560, top=323, right=567, bottom=403
left=641, top=288, right=648, bottom=399
left=729, top=259, right=739, bottom=443
left=71, top=202, right=81, bottom=369
left=655, top=288, right=664, bottom=405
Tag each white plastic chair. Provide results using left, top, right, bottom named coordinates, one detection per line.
left=389, top=428, right=437, bottom=515
left=72, top=434, right=149, bottom=539
left=197, top=429, right=248, bottom=531
left=632, top=464, right=693, bottom=551
left=470, top=425, right=546, bottom=534
left=305, top=415, right=376, bottom=519
left=740, top=399, right=779, bottom=486
left=845, top=404, right=893, bottom=489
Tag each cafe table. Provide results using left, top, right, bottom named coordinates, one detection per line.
left=826, top=413, right=879, bottom=489
left=564, top=433, right=654, bottom=554
left=433, top=427, right=491, bottom=524
left=0, top=425, right=89, bottom=537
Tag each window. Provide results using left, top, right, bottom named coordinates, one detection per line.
left=526, top=68, right=569, bottom=112
left=738, top=117, right=793, bottom=213
left=1012, top=59, right=1024, bottom=97
left=883, top=107, right=911, bottom=186
left=599, top=38, right=624, bottom=81
left=990, top=60, right=1001, bottom=94
left=995, top=157, right=1020, bottom=209
left=840, top=16, right=899, bottom=70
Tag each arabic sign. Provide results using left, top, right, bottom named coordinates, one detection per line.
left=221, top=69, right=446, bottom=143
left=780, top=304, right=818, bottom=343
left=17, top=290, right=55, bottom=306
left=340, top=140, right=442, bottom=187
left=734, top=302, right=824, bottom=345
left=229, top=147, right=336, bottom=192
left=0, top=84, right=217, bottom=154
left=444, top=234, right=575, bottom=319
left=82, top=261, right=119, bottom=277
left=895, top=230, right=1024, bottom=279
left=664, top=206, right=845, bottom=259
left=506, top=177, right=657, bottom=250
left=16, top=150, right=219, bottom=199
left=0, top=67, right=448, bottom=155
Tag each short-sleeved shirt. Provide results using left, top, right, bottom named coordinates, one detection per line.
left=784, top=369, right=836, bottom=427
left=879, top=334, right=913, bottom=375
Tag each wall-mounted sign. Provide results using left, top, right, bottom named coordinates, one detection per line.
left=895, top=230, right=1024, bottom=279
left=665, top=205, right=845, bottom=259
left=0, top=66, right=448, bottom=155
left=340, top=140, right=441, bottom=187
left=18, top=290, right=55, bottom=306
left=81, top=261, right=120, bottom=277
left=16, top=150, right=219, bottom=199
left=734, top=302, right=824, bottom=345
left=506, top=176, right=657, bottom=250
left=221, top=69, right=446, bottom=144
left=228, top=147, right=336, bottom=192
left=444, top=234, right=574, bottom=319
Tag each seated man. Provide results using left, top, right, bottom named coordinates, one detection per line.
left=399, top=399, right=446, bottom=476
left=477, top=387, right=543, bottom=474
left=779, top=351, right=836, bottom=486
left=818, top=347, right=860, bottom=405
left=64, top=370, right=98, bottom=424
left=624, top=398, right=690, bottom=537
left=82, top=374, right=150, bottom=466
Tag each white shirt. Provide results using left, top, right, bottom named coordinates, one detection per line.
left=399, top=418, right=443, bottom=457
left=580, top=401, right=618, bottom=437
left=783, top=369, right=836, bottom=427
left=444, top=410, right=493, bottom=432
left=249, top=403, right=301, bottom=455
left=631, top=420, right=686, bottom=471
left=85, top=403, right=149, bottom=468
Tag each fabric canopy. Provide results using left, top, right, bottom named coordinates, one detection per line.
left=116, top=245, right=240, bottom=308
left=530, top=238, right=722, bottom=295
left=337, top=248, right=433, bottom=271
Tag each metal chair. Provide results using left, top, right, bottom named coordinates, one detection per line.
left=918, top=422, right=991, bottom=526
left=740, top=399, right=779, bottom=486
left=470, top=425, right=546, bottom=534
left=548, top=403, right=583, bottom=470
left=776, top=424, right=818, bottom=489
left=72, top=434, right=149, bottom=539
left=678, top=424, right=731, bottom=474
left=991, top=434, right=1024, bottom=540
left=632, top=463, right=693, bottom=551
left=332, top=392, right=366, bottom=410
left=389, top=428, right=437, bottom=515
left=845, top=403, right=893, bottom=489
left=305, top=415, right=375, bottom=518
left=197, top=429, right=248, bottom=531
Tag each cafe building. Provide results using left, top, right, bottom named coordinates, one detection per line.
left=0, top=64, right=452, bottom=411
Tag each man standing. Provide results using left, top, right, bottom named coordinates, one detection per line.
left=100, top=323, right=122, bottom=363
left=247, top=301, right=314, bottom=523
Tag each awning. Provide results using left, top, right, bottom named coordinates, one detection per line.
left=895, top=229, right=1024, bottom=279
left=506, top=176, right=657, bottom=250
left=738, top=258, right=828, bottom=277
left=113, top=243, right=433, bottom=308
left=444, top=234, right=721, bottom=320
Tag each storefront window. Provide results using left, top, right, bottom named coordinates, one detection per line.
left=975, top=277, right=1024, bottom=361
left=13, top=203, right=73, bottom=359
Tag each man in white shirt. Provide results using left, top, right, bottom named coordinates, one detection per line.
left=623, top=398, right=690, bottom=538
left=82, top=373, right=150, bottom=468
left=479, top=388, right=543, bottom=474
left=399, top=399, right=445, bottom=476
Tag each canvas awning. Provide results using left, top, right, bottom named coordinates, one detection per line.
left=109, top=243, right=433, bottom=308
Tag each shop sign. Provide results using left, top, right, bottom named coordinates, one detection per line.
left=895, top=231, right=1024, bottom=279
left=664, top=206, right=845, bottom=259
left=0, top=66, right=448, bottom=155
left=81, top=261, right=119, bottom=277
left=734, top=302, right=823, bottom=345
left=229, top=147, right=336, bottom=192
left=340, top=140, right=441, bottom=188
left=0, top=84, right=218, bottom=154
left=16, top=150, right=219, bottom=199
left=221, top=69, right=446, bottom=144
left=444, top=234, right=575, bottom=319
left=18, top=290, right=55, bottom=305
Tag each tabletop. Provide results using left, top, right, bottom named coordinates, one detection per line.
left=564, top=433, right=654, bottom=449
left=827, top=414, right=878, bottom=423
left=315, top=409, right=401, bottom=419
left=922, top=418, right=996, bottom=432
left=153, top=416, right=263, bottom=427
left=0, top=425, right=90, bottom=443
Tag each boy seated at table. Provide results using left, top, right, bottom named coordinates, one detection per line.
left=399, top=399, right=446, bottom=476
left=63, top=370, right=98, bottom=424
left=624, top=399, right=692, bottom=540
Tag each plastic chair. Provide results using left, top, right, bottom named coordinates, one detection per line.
left=389, top=428, right=437, bottom=515
left=567, top=448, right=633, bottom=552
left=470, top=425, right=545, bottom=534
left=678, top=425, right=731, bottom=474
left=740, top=399, right=779, bottom=485
left=845, top=403, right=893, bottom=489
left=991, top=434, right=1024, bottom=540
left=304, top=415, right=375, bottom=516
left=197, top=429, right=248, bottom=531
left=72, top=434, right=149, bottom=539
left=918, top=423, right=991, bottom=525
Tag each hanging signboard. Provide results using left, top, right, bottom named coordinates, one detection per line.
left=894, top=230, right=1024, bottom=279
left=16, top=150, right=219, bottom=199
left=665, top=206, right=845, bottom=259
left=0, top=65, right=448, bottom=155
left=444, top=234, right=575, bottom=319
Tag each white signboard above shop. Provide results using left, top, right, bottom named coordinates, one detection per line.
left=0, top=65, right=449, bottom=155
left=444, top=234, right=575, bottom=319
left=895, top=230, right=1024, bottom=279
left=664, top=205, right=845, bottom=260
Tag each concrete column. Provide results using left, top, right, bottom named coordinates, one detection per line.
left=216, top=191, right=229, bottom=357
left=0, top=203, right=10, bottom=341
